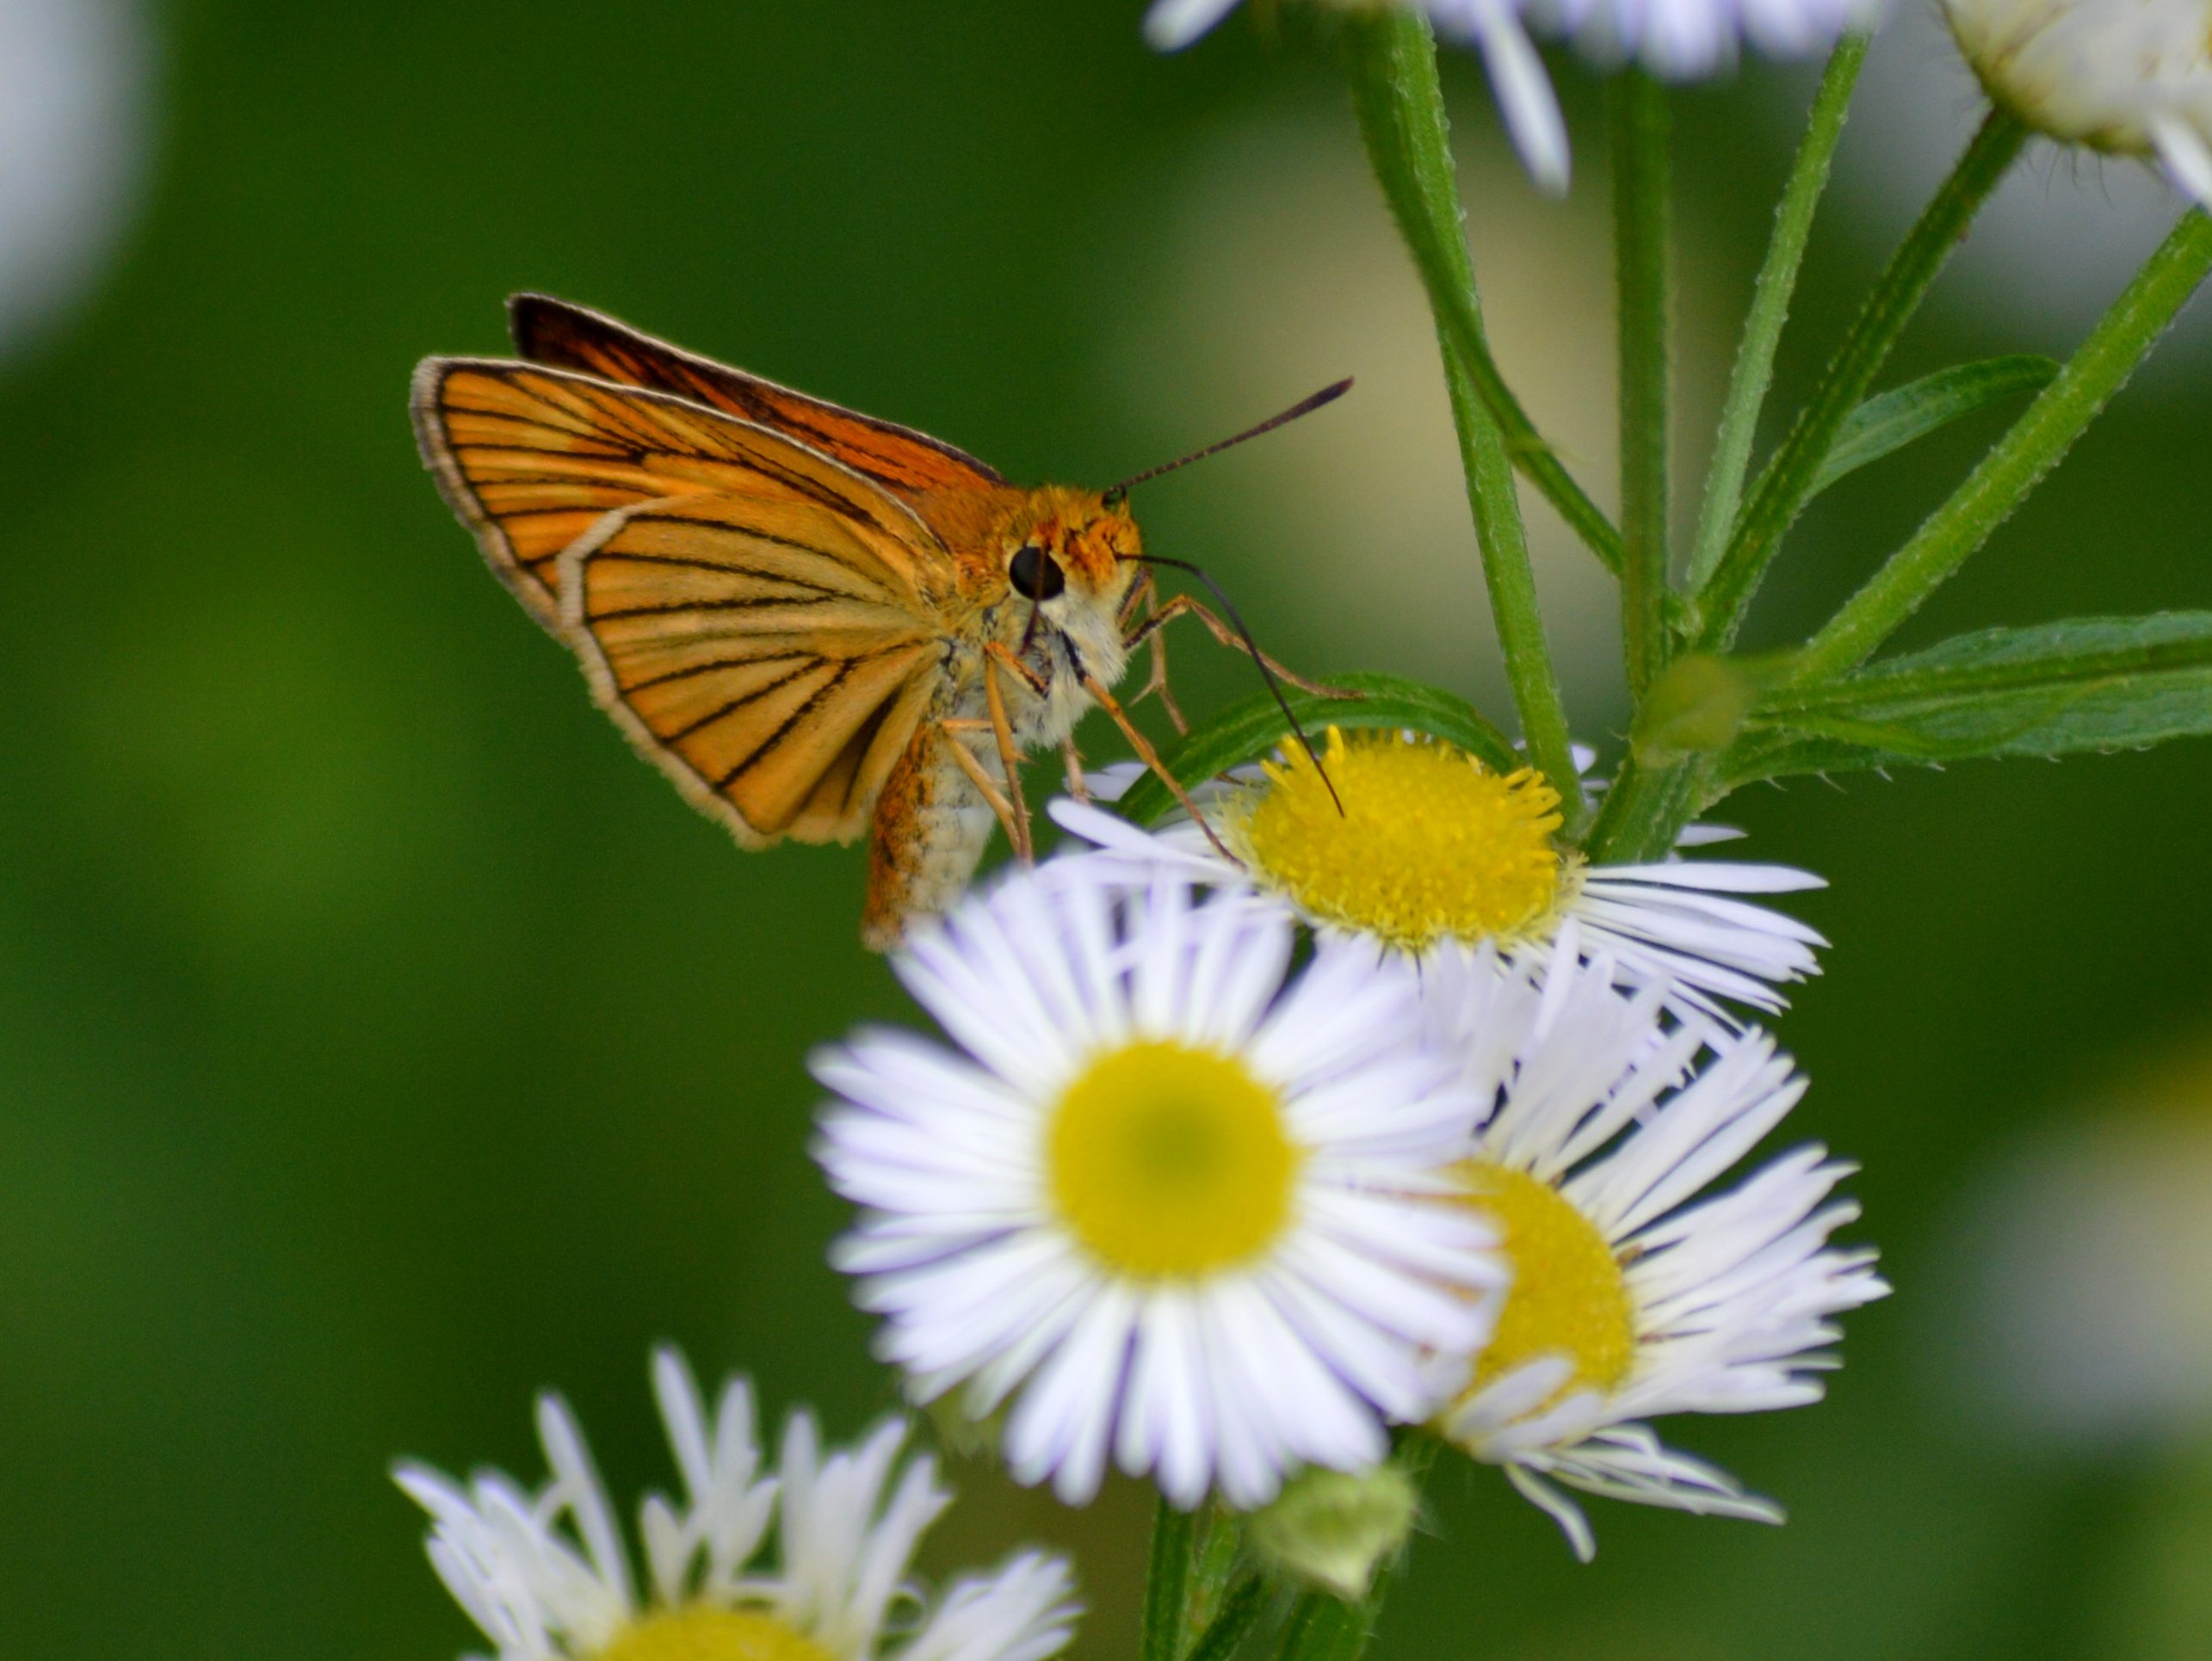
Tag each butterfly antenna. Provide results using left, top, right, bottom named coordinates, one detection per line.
left=1103, top=378, right=1353, bottom=505
left=1132, top=554, right=1344, bottom=815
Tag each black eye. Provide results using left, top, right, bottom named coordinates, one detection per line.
left=1009, top=544, right=1065, bottom=602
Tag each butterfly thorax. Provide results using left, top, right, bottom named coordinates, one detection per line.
left=932, top=482, right=1140, bottom=750
left=850, top=484, right=1141, bottom=948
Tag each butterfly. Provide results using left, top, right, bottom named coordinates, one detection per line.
left=412, top=295, right=1342, bottom=947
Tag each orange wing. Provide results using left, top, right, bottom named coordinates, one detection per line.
left=560, top=491, right=944, bottom=846
left=412, top=356, right=943, bottom=628
left=413, top=355, right=956, bottom=846
left=509, top=293, right=1006, bottom=502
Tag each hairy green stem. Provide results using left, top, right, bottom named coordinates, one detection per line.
left=1336, top=12, right=1621, bottom=577
left=1696, top=107, right=2028, bottom=650
left=1187, top=1573, right=1270, bottom=1661
left=1143, top=1503, right=1248, bottom=1661
left=1582, top=751, right=1700, bottom=864
left=1343, top=13, right=1585, bottom=819
left=1685, top=36, right=1868, bottom=590
left=1795, top=207, right=2212, bottom=680
left=1140, top=1499, right=1197, bottom=1661
left=1610, top=68, right=1675, bottom=696
left=1183, top=1509, right=1248, bottom=1640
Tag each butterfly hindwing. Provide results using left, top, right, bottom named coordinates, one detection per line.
left=509, top=293, right=1007, bottom=503
left=559, top=491, right=944, bottom=847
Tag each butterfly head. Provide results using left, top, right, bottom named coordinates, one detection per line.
left=1002, top=485, right=1142, bottom=621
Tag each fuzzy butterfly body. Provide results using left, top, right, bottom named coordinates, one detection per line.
left=412, top=296, right=1145, bottom=947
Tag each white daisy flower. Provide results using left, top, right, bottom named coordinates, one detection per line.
left=1050, top=727, right=1826, bottom=1021
left=1942, top=0, right=2212, bottom=207
left=813, top=862, right=1501, bottom=1511
left=1423, top=944, right=1888, bottom=1559
left=1146, top=0, right=1575, bottom=195
left=1531, top=0, right=1880, bottom=78
left=395, top=1348, right=1078, bottom=1661
left=1146, top=0, right=1882, bottom=192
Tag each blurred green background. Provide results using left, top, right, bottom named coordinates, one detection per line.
left=3, top=2, right=2210, bottom=1657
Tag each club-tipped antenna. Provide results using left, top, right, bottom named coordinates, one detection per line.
left=1131, top=553, right=1344, bottom=816
left=1103, top=378, right=1353, bottom=505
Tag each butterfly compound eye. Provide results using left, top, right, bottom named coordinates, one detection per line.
left=1009, top=544, right=1066, bottom=603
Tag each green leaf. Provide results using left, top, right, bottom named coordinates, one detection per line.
left=1110, top=671, right=1518, bottom=827
left=1726, top=612, right=2212, bottom=785
left=1807, top=355, right=2057, bottom=498
left=1694, top=110, right=2030, bottom=654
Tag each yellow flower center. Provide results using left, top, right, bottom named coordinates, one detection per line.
left=594, top=1608, right=834, bottom=1661
left=1047, top=1040, right=1301, bottom=1278
left=1230, top=728, right=1566, bottom=953
left=1456, top=1159, right=1635, bottom=1399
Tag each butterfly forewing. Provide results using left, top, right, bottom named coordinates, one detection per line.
left=416, top=348, right=966, bottom=849
left=413, top=357, right=942, bottom=627
left=509, top=293, right=1007, bottom=503
left=560, top=491, right=945, bottom=847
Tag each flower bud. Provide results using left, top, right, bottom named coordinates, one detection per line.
left=1250, top=1463, right=1421, bottom=1602
left=1631, top=652, right=1764, bottom=765
left=1941, top=0, right=2212, bottom=206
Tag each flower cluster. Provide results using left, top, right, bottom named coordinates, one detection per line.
left=392, top=0, right=2212, bottom=1635
left=399, top=1349, right=1079, bottom=1661
left=811, top=733, right=1884, bottom=1559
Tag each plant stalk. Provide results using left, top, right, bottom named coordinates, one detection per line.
left=1343, top=13, right=1585, bottom=819
left=1581, top=751, right=1702, bottom=864
left=1333, top=24, right=1622, bottom=573
left=1140, top=1498, right=1197, bottom=1661
left=1142, top=1502, right=1248, bottom=1661
left=1610, top=67, right=1675, bottom=697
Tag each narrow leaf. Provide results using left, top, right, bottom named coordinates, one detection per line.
left=1727, top=612, right=2212, bottom=784
left=1110, top=671, right=1518, bottom=827
left=1807, top=355, right=2057, bottom=497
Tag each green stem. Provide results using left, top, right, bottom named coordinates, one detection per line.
left=1327, top=42, right=1628, bottom=588
left=1186, top=1573, right=1270, bottom=1661
left=1277, top=1589, right=1375, bottom=1661
left=1581, top=751, right=1698, bottom=864
left=1795, top=207, right=2212, bottom=680
left=1336, top=12, right=1621, bottom=577
left=1141, top=1499, right=1197, bottom=1661
left=1610, top=68, right=1674, bottom=697
left=1143, top=1503, right=1247, bottom=1661
left=1685, top=35, right=1868, bottom=590
left=1696, top=107, right=2028, bottom=650
left=1182, top=1509, right=1248, bottom=1640
left=1343, top=13, right=1585, bottom=821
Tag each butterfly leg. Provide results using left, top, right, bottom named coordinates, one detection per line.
left=937, top=719, right=1034, bottom=863
left=1075, top=670, right=1239, bottom=866
left=1123, top=595, right=1352, bottom=700
left=1060, top=738, right=1091, bottom=804
left=979, top=648, right=1041, bottom=863
left=1118, top=574, right=1189, bottom=737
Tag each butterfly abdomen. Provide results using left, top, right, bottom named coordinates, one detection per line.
left=861, top=717, right=1006, bottom=950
